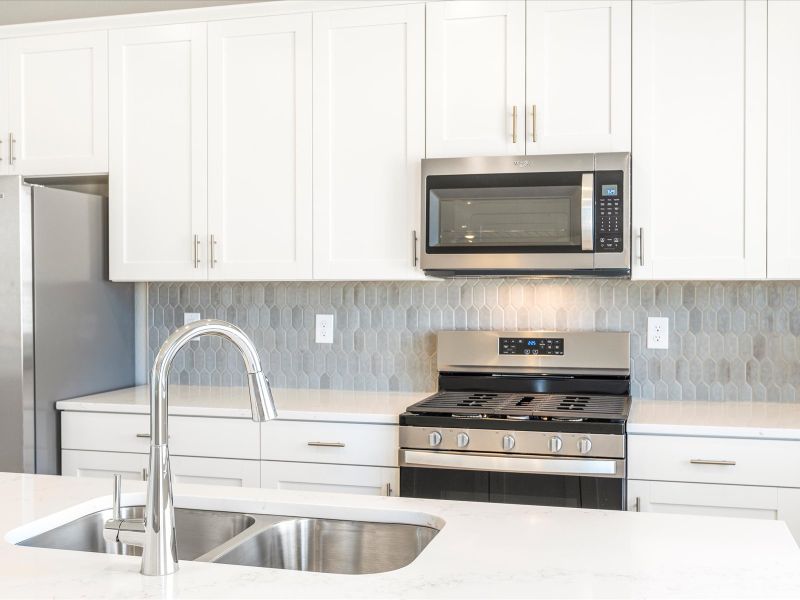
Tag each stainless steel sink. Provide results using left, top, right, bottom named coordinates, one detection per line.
left=18, top=506, right=255, bottom=560
left=211, top=518, right=439, bottom=574
left=16, top=507, right=439, bottom=574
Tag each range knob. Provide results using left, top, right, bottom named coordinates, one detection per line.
left=456, top=432, right=470, bottom=448
left=502, top=435, right=516, bottom=451
left=578, top=437, right=592, bottom=455
left=548, top=436, right=563, bottom=453
left=428, top=431, right=442, bottom=447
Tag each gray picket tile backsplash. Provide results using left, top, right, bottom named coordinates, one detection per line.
left=148, top=280, right=800, bottom=401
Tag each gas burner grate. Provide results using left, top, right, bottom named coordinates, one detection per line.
left=409, top=391, right=629, bottom=420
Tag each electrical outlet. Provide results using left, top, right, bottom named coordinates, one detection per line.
left=647, top=317, right=669, bottom=349
left=184, top=312, right=201, bottom=325
left=316, top=314, right=334, bottom=344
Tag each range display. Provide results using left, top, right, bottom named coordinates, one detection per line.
left=499, top=337, right=563, bottom=356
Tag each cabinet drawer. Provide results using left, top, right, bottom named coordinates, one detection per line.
left=261, top=420, right=398, bottom=467
left=61, top=412, right=260, bottom=459
left=628, top=435, right=799, bottom=488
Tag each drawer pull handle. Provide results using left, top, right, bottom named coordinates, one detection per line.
left=307, top=441, right=345, bottom=448
left=690, top=459, right=736, bottom=466
left=136, top=433, right=150, bottom=438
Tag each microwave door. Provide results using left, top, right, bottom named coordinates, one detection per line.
left=423, top=171, right=595, bottom=273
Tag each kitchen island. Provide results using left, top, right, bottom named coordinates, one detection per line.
left=1, top=472, right=799, bottom=599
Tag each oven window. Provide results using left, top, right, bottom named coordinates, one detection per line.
left=401, top=467, right=624, bottom=510
left=425, top=171, right=588, bottom=254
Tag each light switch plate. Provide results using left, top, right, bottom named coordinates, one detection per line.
left=316, top=314, right=334, bottom=344
left=184, top=312, right=201, bottom=325
left=647, top=317, right=669, bottom=349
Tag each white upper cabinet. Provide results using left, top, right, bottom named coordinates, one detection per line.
left=313, top=4, right=425, bottom=280
left=5, top=31, right=108, bottom=176
left=109, top=23, right=208, bottom=281
left=0, top=40, right=7, bottom=176
left=632, top=0, right=766, bottom=280
left=526, top=0, right=631, bottom=154
left=426, top=1, right=525, bottom=158
left=207, top=14, right=313, bottom=280
left=767, top=0, right=800, bottom=279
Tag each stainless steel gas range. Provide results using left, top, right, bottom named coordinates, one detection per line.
left=399, top=331, right=631, bottom=510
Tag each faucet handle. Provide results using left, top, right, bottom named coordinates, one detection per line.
left=112, top=473, right=122, bottom=520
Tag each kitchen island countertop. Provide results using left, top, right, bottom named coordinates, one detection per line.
left=1, top=473, right=799, bottom=599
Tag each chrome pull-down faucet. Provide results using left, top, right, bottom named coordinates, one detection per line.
left=103, top=319, right=277, bottom=576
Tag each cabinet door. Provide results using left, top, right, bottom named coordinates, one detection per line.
left=109, top=24, right=208, bottom=281
left=0, top=40, right=8, bottom=176
left=526, top=0, right=630, bottom=154
left=628, top=479, right=800, bottom=545
left=767, top=0, right=800, bottom=278
left=207, top=15, right=312, bottom=280
left=62, top=449, right=148, bottom=481
left=628, top=479, right=780, bottom=520
left=6, top=31, right=108, bottom=176
left=261, top=461, right=399, bottom=496
left=426, top=1, right=525, bottom=158
left=632, top=0, right=766, bottom=279
left=313, top=4, right=425, bottom=280
left=171, top=456, right=260, bottom=488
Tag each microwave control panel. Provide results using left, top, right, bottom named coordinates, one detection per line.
left=594, top=171, right=624, bottom=252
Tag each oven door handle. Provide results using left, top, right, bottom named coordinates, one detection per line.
left=400, top=450, right=623, bottom=479
left=581, top=172, right=594, bottom=251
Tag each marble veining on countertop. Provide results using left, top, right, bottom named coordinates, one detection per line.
left=1, top=473, right=799, bottom=598
left=629, top=398, right=800, bottom=439
left=56, top=385, right=430, bottom=423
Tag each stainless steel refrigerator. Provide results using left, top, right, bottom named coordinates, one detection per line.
left=0, top=176, right=135, bottom=475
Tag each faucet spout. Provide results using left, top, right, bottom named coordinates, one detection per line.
left=110, top=319, right=276, bottom=576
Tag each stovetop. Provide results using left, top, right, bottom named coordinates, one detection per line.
left=407, top=391, right=631, bottom=422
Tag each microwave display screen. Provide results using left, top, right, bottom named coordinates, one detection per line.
left=601, top=184, right=618, bottom=197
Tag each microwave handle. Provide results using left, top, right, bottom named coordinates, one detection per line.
left=581, top=173, right=594, bottom=251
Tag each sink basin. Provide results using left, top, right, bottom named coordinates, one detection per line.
left=17, top=506, right=255, bottom=560
left=16, top=506, right=439, bottom=574
left=212, top=518, right=438, bottom=574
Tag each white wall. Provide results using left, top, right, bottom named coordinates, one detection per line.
left=0, top=0, right=266, bottom=26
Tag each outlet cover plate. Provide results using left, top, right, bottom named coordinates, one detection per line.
left=316, top=314, right=334, bottom=344
left=647, top=316, right=669, bottom=350
left=184, top=312, right=201, bottom=325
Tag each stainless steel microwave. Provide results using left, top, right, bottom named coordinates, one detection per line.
left=420, top=153, right=631, bottom=277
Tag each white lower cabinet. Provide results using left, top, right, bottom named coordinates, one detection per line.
left=60, top=410, right=399, bottom=495
left=261, top=461, right=398, bottom=496
left=62, top=450, right=260, bottom=488
left=628, top=433, right=800, bottom=543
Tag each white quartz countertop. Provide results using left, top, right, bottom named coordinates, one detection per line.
left=56, top=385, right=429, bottom=423
left=2, top=473, right=799, bottom=599
left=629, top=399, right=800, bottom=440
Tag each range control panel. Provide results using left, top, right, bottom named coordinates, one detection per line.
left=499, top=337, right=564, bottom=356
left=594, top=170, right=624, bottom=253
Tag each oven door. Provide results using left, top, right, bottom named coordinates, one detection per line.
left=399, top=450, right=625, bottom=510
left=422, top=170, right=595, bottom=274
